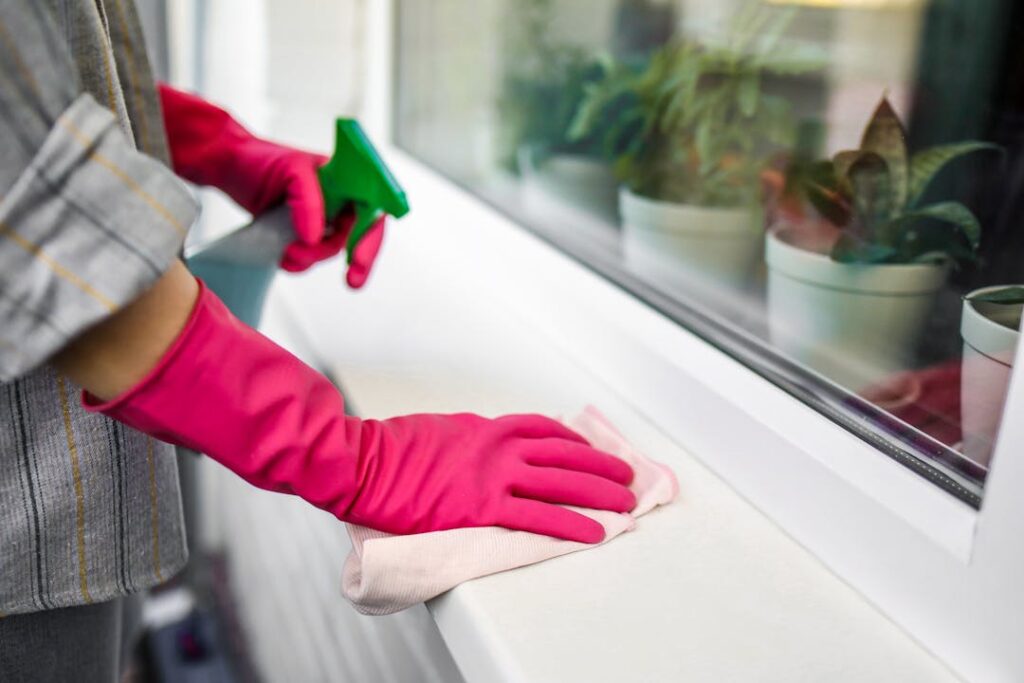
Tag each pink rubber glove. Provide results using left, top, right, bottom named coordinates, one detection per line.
left=158, top=84, right=382, bottom=287
left=84, top=281, right=635, bottom=542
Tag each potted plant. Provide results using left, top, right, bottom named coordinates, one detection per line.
left=570, top=4, right=821, bottom=298
left=765, top=96, right=997, bottom=388
left=500, top=1, right=620, bottom=220
left=960, top=286, right=1023, bottom=466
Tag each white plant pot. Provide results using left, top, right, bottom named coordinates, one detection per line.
left=520, top=151, right=618, bottom=221
left=960, top=287, right=1022, bottom=467
left=619, top=188, right=761, bottom=304
left=765, top=229, right=949, bottom=389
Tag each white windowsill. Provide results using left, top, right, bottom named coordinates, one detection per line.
left=264, top=154, right=960, bottom=681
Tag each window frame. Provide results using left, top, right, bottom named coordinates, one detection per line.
left=367, top=2, right=1024, bottom=679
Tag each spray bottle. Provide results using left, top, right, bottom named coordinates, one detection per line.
left=185, top=119, right=409, bottom=327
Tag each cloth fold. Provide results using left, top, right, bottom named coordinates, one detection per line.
left=341, top=406, right=678, bottom=615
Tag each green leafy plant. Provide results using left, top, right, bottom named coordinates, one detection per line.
left=790, top=96, right=999, bottom=265
left=501, top=54, right=618, bottom=163
left=499, top=0, right=618, bottom=168
left=569, top=4, right=822, bottom=207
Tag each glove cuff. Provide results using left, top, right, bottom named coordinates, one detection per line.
left=84, top=278, right=362, bottom=515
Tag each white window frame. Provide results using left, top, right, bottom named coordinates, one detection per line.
left=363, top=2, right=1024, bottom=680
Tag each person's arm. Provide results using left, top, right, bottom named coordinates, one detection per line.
left=0, top=2, right=197, bottom=383
left=52, top=260, right=197, bottom=401
left=0, top=4, right=634, bottom=542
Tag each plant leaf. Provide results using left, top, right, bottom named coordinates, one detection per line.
left=799, top=160, right=851, bottom=225
left=846, top=152, right=891, bottom=241
left=568, top=78, right=627, bottom=141
left=860, top=97, right=909, bottom=212
left=759, top=95, right=796, bottom=146
left=911, top=251, right=952, bottom=265
left=889, top=201, right=982, bottom=250
left=755, top=43, right=827, bottom=75
left=729, top=1, right=773, bottom=55
left=695, top=117, right=715, bottom=172
left=660, top=53, right=701, bottom=132
left=908, top=141, right=999, bottom=205
left=831, top=149, right=864, bottom=197
left=967, top=286, right=1024, bottom=305
left=737, top=71, right=759, bottom=117
left=831, top=233, right=898, bottom=264
left=754, top=6, right=797, bottom=58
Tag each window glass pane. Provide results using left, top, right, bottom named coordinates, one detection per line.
left=395, top=0, right=1024, bottom=505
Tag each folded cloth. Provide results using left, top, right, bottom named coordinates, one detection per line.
left=341, top=406, right=679, bottom=615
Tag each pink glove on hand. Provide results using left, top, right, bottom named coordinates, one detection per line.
left=158, top=84, right=381, bottom=287
left=84, top=281, right=635, bottom=542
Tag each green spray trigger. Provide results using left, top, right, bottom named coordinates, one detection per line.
left=185, top=119, right=407, bottom=327
left=318, top=119, right=410, bottom=264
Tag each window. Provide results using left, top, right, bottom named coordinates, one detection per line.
left=394, top=0, right=1024, bottom=507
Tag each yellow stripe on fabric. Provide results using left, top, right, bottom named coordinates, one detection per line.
left=110, top=0, right=151, bottom=154
left=0, top=221, right=117, bottom=312
left=57, top=375, right=94, bottom=605
left=57, top=117, right=188, bottom=238
left=146, top=437, right=163, bottom=582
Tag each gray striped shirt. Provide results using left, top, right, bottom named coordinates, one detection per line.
left=0, top=0, right=193, bottom=615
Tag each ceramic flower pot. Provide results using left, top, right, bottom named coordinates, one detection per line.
left=960, top=287, right=1022, bottom=466
left=619, top=188, right=762, bottom=304
left=765, top=228, right=949, bottom=389
left=519, top=147, right=618, bottom=221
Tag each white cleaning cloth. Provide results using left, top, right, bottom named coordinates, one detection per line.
left=341, top=406, right=679, bottom=615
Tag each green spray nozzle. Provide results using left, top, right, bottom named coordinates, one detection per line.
left=317, top=119, right=410, bottom=263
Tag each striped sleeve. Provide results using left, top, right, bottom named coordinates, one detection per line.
left=0, top=2, right=197, bottom=381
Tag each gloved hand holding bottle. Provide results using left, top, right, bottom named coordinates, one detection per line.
left=159, top=84, right=384, bottom=287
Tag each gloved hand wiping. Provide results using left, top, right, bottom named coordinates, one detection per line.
left=83, top=280, right=635, bottom=543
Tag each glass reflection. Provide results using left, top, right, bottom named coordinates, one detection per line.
left=396, top=0, right=1024, bottom=498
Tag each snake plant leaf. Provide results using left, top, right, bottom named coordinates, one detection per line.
left=967, top=286, right=1024, bottom=305
left=801, top=160, right=852, bottom=225
left=908, top=141, right=999, bottom=205
left=859, top=97, right=909, bottom=212
left=888, top=201, right=982, bottom=249
left=847, top=151, right=892, bottom=239
left=831, top=149, right=863, bottom=197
